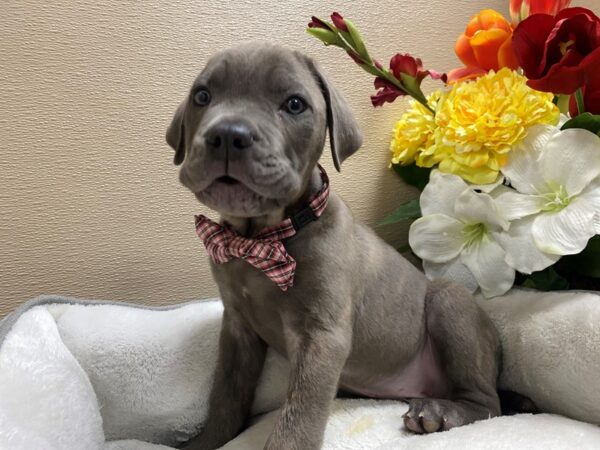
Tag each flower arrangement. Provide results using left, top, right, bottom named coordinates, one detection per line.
left=308, top=2, right=600, bottom=297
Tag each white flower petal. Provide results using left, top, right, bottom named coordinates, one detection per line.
left=493, top=216, right=560, bottom=274
left=409, top=214, right=465, bottom=263
left=532, top=197, right=596, bottom=255
left=419, top=170, right=469, bottom=217
left=501, top=124, right=557, bottom=194
left=558, top=114, right=569, bottom=128
left=460, top=237, right=515, bottom=298
left=454, top=188, right=509, bottom=231
left=472, top=175, right=505, bottom=193
left=579, top=177, right=600, bottom=234
left=423, top=258, right=478, bottom=293
left=540, top=128, right=600, bottom=197
left=493, top=186, right=545, bottom=220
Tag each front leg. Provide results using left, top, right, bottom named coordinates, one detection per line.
left=183, top=308, right=267, bottom=450
left=265, top=324, right=351, bottom=450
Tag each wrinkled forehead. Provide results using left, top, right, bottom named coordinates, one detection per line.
left=192, top=46, right=320, bottom=102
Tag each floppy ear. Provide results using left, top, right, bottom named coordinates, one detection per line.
left=166, top=101, right=187, bottom=165
left=307, top=58, right=363, bottom=171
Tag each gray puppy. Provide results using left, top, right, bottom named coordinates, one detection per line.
left=166, top=43, right=501, bottom=450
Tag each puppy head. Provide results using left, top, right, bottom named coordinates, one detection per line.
left=166, top=42, right=362, bottom=218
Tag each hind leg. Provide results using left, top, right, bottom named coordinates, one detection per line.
left=403, top=280, right=501, bottom=433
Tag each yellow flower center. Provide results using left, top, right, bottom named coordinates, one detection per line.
left=462, top=222, right=488, bottom=247
left=540, top=185, right=571, bottom=212
left=559, top=39, right=575, bottom=56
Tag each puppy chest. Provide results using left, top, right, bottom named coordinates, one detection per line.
left=213, top=260, right=290, bottom=353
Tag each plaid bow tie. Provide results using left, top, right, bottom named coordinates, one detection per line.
left=195, top=166, right=330, bottom=291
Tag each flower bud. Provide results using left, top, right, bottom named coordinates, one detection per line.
left=330, top=12, right=348, bottom=32
left=306, top=27, right=339, bottom=46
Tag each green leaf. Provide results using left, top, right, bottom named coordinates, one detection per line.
left=395, top=244, right=412, bottom=253
left=398, top=72, right=419, bottom=91
left=379, top=198, right=421, bottom=226
left=520, top=267, right=570, bottom=291
left=309, top=17, right=336, bottom=31
left=574, top=88, right=586, bottom=115
left=561, top=112, right=600, bottom=135
left=306, top=28, right=340, bottom=46
left=392, top=163, right=431, bottom=191
left=399, top=73, right=428, bottom=104
left=344, top=19, right=371, bottom=64
left=337, top=29, right=355, bottom=48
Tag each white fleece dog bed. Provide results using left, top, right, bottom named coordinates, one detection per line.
left=1, top=289, right=599, bottom=449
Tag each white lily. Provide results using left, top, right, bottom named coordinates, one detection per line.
left=409, top=171, right=515, bottom=298
left=495, top=125, right=600, bottom=260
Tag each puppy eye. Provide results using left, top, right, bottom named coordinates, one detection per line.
left=193, top=89, right=211, bottom=107
left=284, top=96, right=306, bottom=115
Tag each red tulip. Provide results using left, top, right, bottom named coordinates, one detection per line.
left=510, top=0, right=572, bottom=24
left=512, top=7, right=600, bottom=95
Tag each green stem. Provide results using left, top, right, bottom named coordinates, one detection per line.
left=333, top=32, right=435, bottom=116
left=574, top=88, right=585, bottom=116
left=377, top=70, right=435, bottom=115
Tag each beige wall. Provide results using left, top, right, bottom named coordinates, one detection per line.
left=1, top=0, right=594, bottom=318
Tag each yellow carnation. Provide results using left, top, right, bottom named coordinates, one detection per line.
left=389, top=69, right=560, bottom=185
left=434, top=68, right=559, bottom=184
left=390, top=91, right=442, bottom=167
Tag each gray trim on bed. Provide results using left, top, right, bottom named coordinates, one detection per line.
left=0, top=295, right=220, bottom=351
left=2, top=287, right=596, bottom=351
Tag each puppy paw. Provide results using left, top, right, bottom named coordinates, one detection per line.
left=403, top=398, right=466, bottom=434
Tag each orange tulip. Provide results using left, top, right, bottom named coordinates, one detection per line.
left=449, top=9, right=519, bottom=83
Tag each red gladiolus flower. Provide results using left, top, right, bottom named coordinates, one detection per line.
left=371, top=54, right=445, bottom=107
left=331, top=12, right=348, bottom=32
left=388, top=53, right=446, bottom=83
left=512, top=7, right=600, bottom=95
left=347, top=50, right=364, bottom=65
left=308, top=16, right=330, bottom=29
left=390, top=54, right=427, bottom=82
left=510, top=0, right=572, bottom=24
left=371, top=78, right=404, bottom=107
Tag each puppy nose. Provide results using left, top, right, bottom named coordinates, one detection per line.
left=204, top=122, right=254, bottom=157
